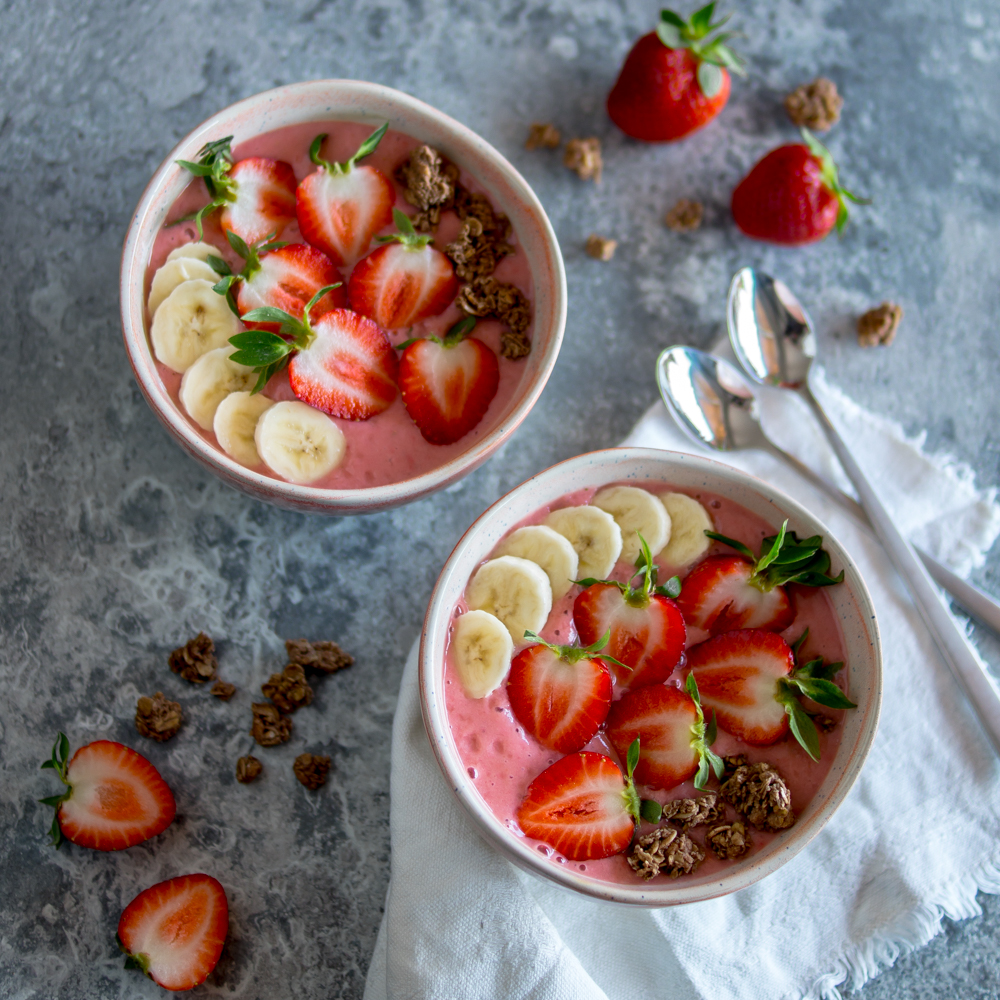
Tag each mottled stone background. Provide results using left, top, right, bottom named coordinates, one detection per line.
left=2, top=0, right=1000, bottom=997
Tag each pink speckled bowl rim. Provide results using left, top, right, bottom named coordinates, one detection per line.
left=120, top=81, right=567, bottom=515
left=419, top=447, right=882, bottom=906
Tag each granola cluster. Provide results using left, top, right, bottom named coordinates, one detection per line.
left=457, top=277, right=532, bottom=359
left=236, top=755, right=263, bottom=784
left=857, top=302, right=903, bottom=347
left=720, top=760, right=796, bottom=832
left=261, top=663, right=314, bottom=714
left=585, top=234, right=617, bottom=261
left=665, top=198, right=704, bottom=232
left=293, top=753, right=332, bottom=791
left=524, top=122, right=561, bottom=150
left=135, top=692, right=182, bottom=742
left=785, top=77, right=843, bottom=132
left=563, top=137, right=602, bottom=182
left=445, top=217, right=514, bottom=281
left=251, top=702, right=293, bottom=747
left=286, top=639, right=354, bottom=674
left=706, top=820, right=751, bottom=860
left=210, top=680, right=236, bottom=701
left=169, top=632, right=217, bottom=683
left=628, top=826, right=705, bottom=879
left=660, top=792, right=724, bottom=830
left=395, top=145, right=458, bottom=231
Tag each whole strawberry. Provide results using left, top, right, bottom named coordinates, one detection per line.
left=607, top=4, right=744, bottom=142
left=731, top=129, right=868, bottom=245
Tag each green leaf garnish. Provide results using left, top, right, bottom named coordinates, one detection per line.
left=654, top=3, right=745, bottom=95
left=577, top=532, right=681, bottom=609
left=621, top=737, right=643, bottom=827
left=174, top=136, right=238, bottom=237
left=309, top=123, right=389, bottom=175
left=376, top=207, right=435, bottom=249
left=39, top=732, right=73, bottom=847
left=640, top=798, right=663, bottom=824
left=521, top=628, right=631, bottom=673
left=685, top=674, right=725, bottom=790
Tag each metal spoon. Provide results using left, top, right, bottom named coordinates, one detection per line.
left=726, top=266, right=1000, bottom=754
left=655, top=345, right=1000, bottom=635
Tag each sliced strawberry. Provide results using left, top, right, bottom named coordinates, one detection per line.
left=117, top=873, right=228, bottom=992
left=398, top=316, right=499, bottom=445
left=516, top=751, right=639, bottom=861
left=296, top=125, right=396, bottom=266
left=40, top=735, right=176, bottom=851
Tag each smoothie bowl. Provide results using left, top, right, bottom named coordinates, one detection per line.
left=121, top=81, right=566, bottom=514
left=420, top=448, right=881, bottom=905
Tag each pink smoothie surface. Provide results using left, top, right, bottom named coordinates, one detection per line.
left=145, top=121, right=535, bottom=490
left=444, top=483, right=848, bottom=886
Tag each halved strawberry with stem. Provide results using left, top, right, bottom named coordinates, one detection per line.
left=507, top=629, right=626, bottom=753
left=117, top=873, right=228, bottom=992
left=397, top=315, right=499, bottom=445
left=677, top=519, right=843, bottom=636
left=39, top=733, right=176, bottom=851
left=574, top=533, right=686, bottom=688
left=176, top=136, right=297, bottom=244
left=296, top=124, right=396, bottom=266
left=348, top=208, right=459, bottom=329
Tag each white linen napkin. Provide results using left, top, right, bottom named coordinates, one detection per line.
left=364, top=369, right=1000, bottom=1000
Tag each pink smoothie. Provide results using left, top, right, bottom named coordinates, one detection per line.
left=444, top=483, right=848, bottom=885
left=145, top=122, right=535, bottom=489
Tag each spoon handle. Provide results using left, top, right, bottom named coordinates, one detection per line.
left=799, top=382, right=1000, bottom=755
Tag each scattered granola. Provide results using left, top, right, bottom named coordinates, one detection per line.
left=453, top=186, right=511, bottom=239
left=784, top=77, right=843, bottom=132
left=456, top=276, right=532, bottom=359
left=706, top=820, right=751, bottom=860
left=211, top=680, right=236, bottom=701
left=585, top=234, right=617, bottom=261
left=525, top=122, right=561, bottom=150
left=665, top=198, right=704, bottom=232
left=236, top=755, right=262, bottom=783
left=660, top=793, right=724, bottom=830
left=285, top=639, right=354, bottom=675
left=813, top=713, right=838, bottom=733
left=294, top=753, right=332, bottom=791
left=395, top=145, right=457, bottom=231
left=563, top=137, right=602, bottom=182
left=168, top=632, right=217, bottom=683
left=720, top=761, right=795, bottom=832
left=857, top=302, right=903, bottom=347
left=251, top=702, right=292, bottom=747
left=261, top=663, right=314, bottom=714
left=135, top=692, right=182, bottom=742
left=628, top=826, right=705, bottom=879
left=721, top=754, right=749, bottom=779
left=445, top=216, right=514, bottom=281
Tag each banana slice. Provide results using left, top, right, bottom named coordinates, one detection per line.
left=591, top=485, right=671, bottom=563
left=466, top=555, right=552, bottom=644
left=658, top=492, right=715, bottom=568
left=179, top=347, right=257, bottom=430
left=496, top=525, right=579, bottom=600
left=214, top=391, right=274, bottom=467
left=254, top=400, right=346, bottom=484
left=451, top=609, right=514, bottom=699
left=147, top=257, right=220, bottom=316
left=150, top=279, right=241, bottom=374
left=166, top=241, right=222, bottom=265
left=544, top=505, right=623, bottom=580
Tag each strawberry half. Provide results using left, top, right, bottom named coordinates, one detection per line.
left=296, top=124, right=396, bottom=266
left=117, top=873, right=228, bottom=992
left=676, top=520, right=843, bottom=636
left=348, top=208, right=459, bottom=329
left=397, top=315, right=499, bottom=445
left=573, top=533, right=686, bottom=688
left=39, top=734, right=176, bottom=851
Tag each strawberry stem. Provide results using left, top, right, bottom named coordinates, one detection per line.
left=376, top=207, right=435, bottom=250
left=310, top=123, right=389, bottom=176
left=175, top=136, right=238, bottom=238
left=799, top=128, right=871, bottom=234
left=655, top=4, right=745, bottom=97
left=685, top=674, right=724, bottom=789
left=39, top=732, right=73, bottom=847
left=521, top=628, right=631, bottom=672
left=622, top=737, right=642, bottom=825
left=576, top=532, right=681, bottom=607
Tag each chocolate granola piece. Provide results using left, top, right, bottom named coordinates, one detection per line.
left=784, top=77, right=843, bottom=132
left=445, top=216, right=514, bottom=281
left=525, top=122, right=561, bottom=150
left=285, top=639, right=354, bottom=675
left=211, top=680, right=236, bottom=701
left=135, top=692, right=182, bottom=742
left=813, top=713, right=838, bottom=733
left=628, top=826, right=705, bottom=879
left=721, top=754, right=749, bottom=779
left=453, top=186, right=510, bottom=240
left=395, top=145, right=457, bottom=231
left=293, top=753, right=332, bottom=791
left=236, top=755, right=262, bottom=783
left=660, top=792, right=724, bottom=830
left=665, top=198, right=704, bottom=232
left=168, top=632, right=217, bottom=683
left=706, top=820, right=751, bottom=860
left=857, top=302, right=903, bottom=347
left=251, top=702, right=292, bottom=747
left=456, top=276, right=532, bottom=359
left=585, top=234, right=617, bottom=261
left=563, top=137, right=602, bottom=182
left=720, top=761, right=795, bottom=832
left=261, top=663, right=313, bottom=714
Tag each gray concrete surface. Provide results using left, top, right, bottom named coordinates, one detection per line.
left=2, top=0, right=999, bottom=996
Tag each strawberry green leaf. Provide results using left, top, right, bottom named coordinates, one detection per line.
left=784, top=697, right=821, bottom=762
left=249, top=358, right=288, bottom=395
left=697, top=60, right=724, bottom=97
left=694, top=753, right=711, bottom=790
left=309, top=132, right=332, bottom=170
left=626, top=737, right=641, bottom=779
left=305, top=283, right=342, bottom=315
left=703, top=530, right=755, bottom=561
left=685, top=671, right=701, bottom=706
left=442, top=315, right=477, bottom=347
left=349, top=122, right=390, bottom=168
left=240, top=306, right=292, bottom=326
left=207, top=254, right=232, bottom=277
left=790, top=628, right=809, bottom=659
left=705, top=708, right=717, bottom=746
left=175, top=159, right=214, bottom=176
left=655, top=575, right=682, bottom=599
left=226, top=230, right=251, bottom=260
left=659, top=9, right=688, bottom=29
left=755, top=520, right=787, bottom=573
left=791, top=677, right=857, bottom=710
left=640, top=798, right=663, bottom=824
left=656, top=21, right=684, bottom=47
left=689, top=2, right=716, bottom=34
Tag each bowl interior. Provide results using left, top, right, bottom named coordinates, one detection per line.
left=419, top=447, right=882, bottom=906
left=120, top=80, right=566, bottom=514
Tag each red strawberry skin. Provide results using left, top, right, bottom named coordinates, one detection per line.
left=56, top=740, right=176, bottom=851
left=516, top=752, right=635, bottom=861
left=573, top=584, right=686, bottom=688
left=289, top=308, right=399, bottom=420
left=686, top=629, right=794, bottom=745
left=348, top=243, right=458, bottom=330
left=605, top=684, right=700, bottom=789
left=507, top=645, right=613, bottom=753
left=220, top=158, right=297, bottom=246
left=607, top=35, right=730, bottom=142
left=117, top=873, right=228, bottom=992
left=296, top=165, right=395, bottom=266
left=676, top=556, right=794, bottom=636
left=398, top=337, right=499, bottom=445
left=731, top=144, right=840, bottom=245
left=237, top=244, right=346, bottom=333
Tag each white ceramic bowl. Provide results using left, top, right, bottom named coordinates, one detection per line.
left=120, top=81, right=566, bottom=515
left=419, top=447, right=882, bottom=906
